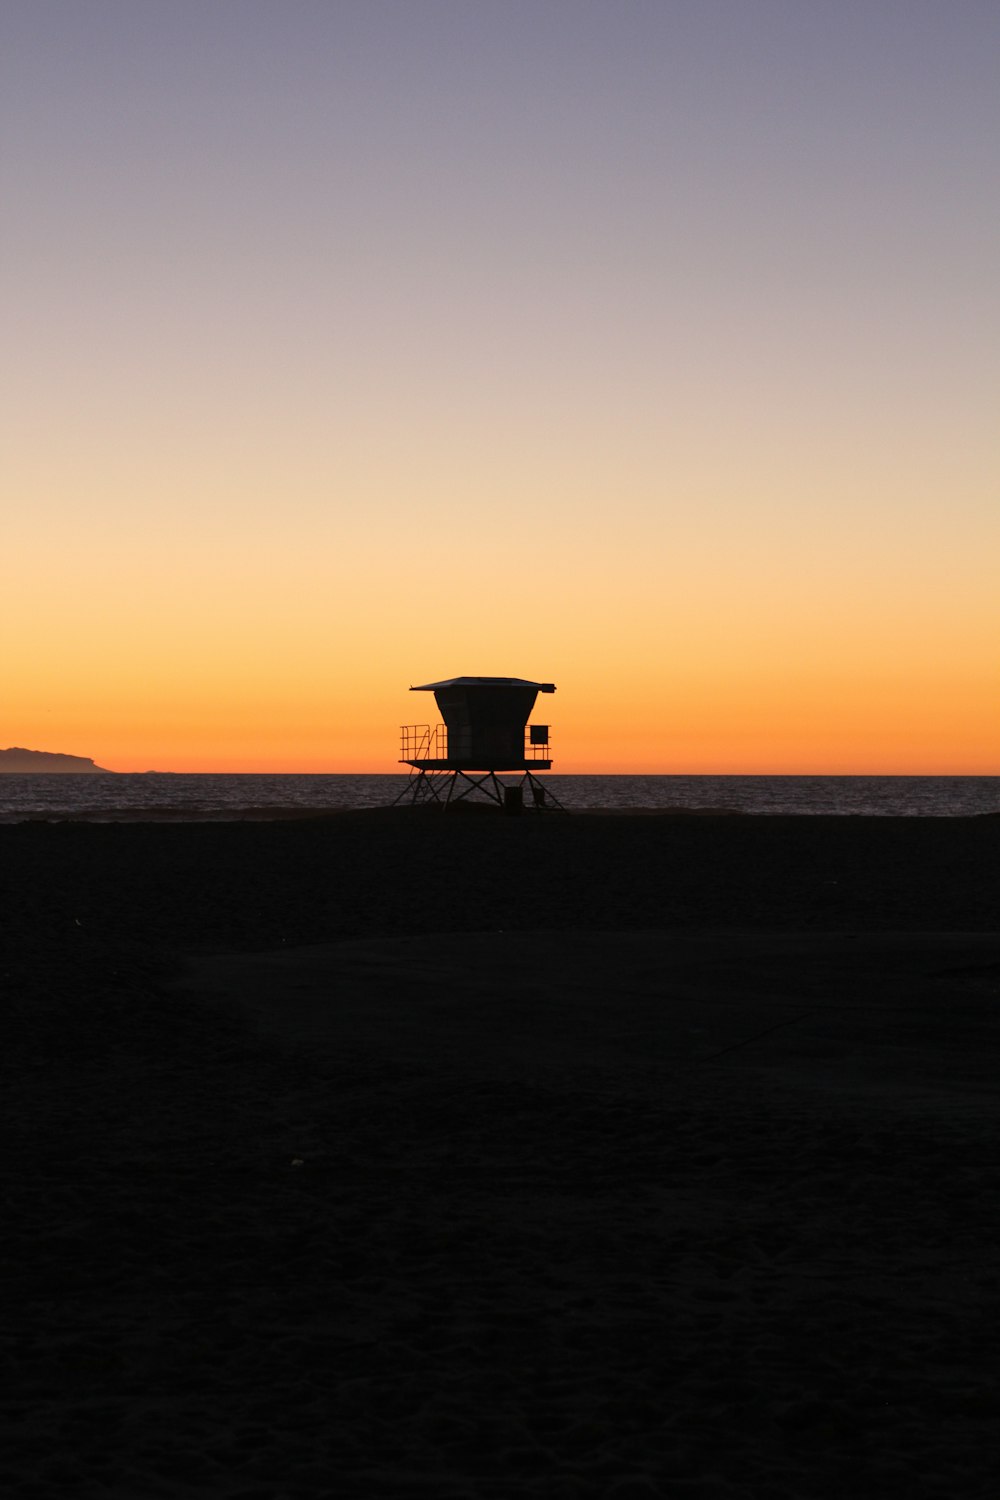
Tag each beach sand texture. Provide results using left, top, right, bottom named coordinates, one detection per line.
left=3, top=812, right=1000, bottom=1498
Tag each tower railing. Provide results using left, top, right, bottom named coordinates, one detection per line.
left=400, top=723, right=551, bottom=764
left=523, top=732, right=551, bottom=761
left=400, top=723, right=448, bottom=761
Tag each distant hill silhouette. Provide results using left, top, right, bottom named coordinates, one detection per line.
left=0, top=747, right=110, bottom=774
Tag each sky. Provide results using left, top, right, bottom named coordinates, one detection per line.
left=3, top=0, right=997, bottom=773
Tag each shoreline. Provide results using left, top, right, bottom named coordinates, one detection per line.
left=2, top=772, right=998, bottom=828
left=4, top=804, right=1000, bottom=825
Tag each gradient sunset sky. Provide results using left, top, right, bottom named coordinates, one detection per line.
left=4, top=1, right=997, bottom=773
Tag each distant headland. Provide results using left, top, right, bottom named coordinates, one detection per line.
left=0, top=747, right=112, bottom=774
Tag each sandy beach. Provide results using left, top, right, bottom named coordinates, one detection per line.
left=4, top=811, right=1000, bottom=1498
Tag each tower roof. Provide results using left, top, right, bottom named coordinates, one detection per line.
left=410, top=676, right=555, bottom=692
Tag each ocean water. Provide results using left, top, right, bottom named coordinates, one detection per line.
left=0, top=773, right=997, bottom=821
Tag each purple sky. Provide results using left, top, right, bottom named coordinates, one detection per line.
left=4, top=2, right=998, bottom=770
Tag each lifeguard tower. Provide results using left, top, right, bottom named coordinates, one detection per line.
left=393, top=676, right=565, bottom=811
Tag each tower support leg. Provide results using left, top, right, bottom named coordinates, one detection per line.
left=392, top=768, right=451, bottom=806
left=393, top=768, right=567, bottom=811
left=521, top=770, right=568, bottom=812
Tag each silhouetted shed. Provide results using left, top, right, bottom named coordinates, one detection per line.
left=410, top=676, right=555, bottom=769
left=394, top=674, right=564, bottom=810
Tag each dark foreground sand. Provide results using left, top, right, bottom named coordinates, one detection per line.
left=3, top=811, right=1000, bottom=1498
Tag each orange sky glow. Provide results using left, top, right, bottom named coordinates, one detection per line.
left=4, top=3, right=997, bottom=775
